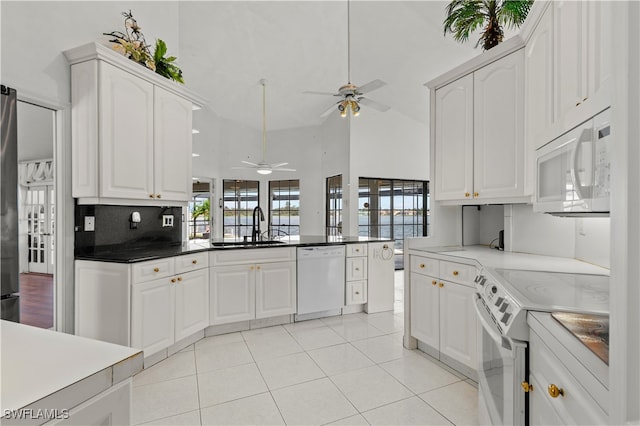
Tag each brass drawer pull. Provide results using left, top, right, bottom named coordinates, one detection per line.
left=156, top=194, right=162, bottom=199
left=192, top=259, right=198, bottom=264
left=453, top=271, right=459, bottom=276
left=177, top=276, right=182, bottom=282
left=171, top=278, right=177, bottom=283
left=438, top=282, right=444, bottom=288
left=149, top=194, right=155, bottom=198
left=548, top=384, right=564, bottom=398
left=464, top=192, right=470, bottom=198
left=431, top=280, right=437, bottom=286
left=355, top=291, right=360, bottom=295
left=419, top=263, right=425, bottom=269
left=521, top=381, right=533, bottom=393
left=153, top=267, right=160, bottom=273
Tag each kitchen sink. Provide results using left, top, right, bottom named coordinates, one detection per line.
left=211, top=240, right=287, bottom=248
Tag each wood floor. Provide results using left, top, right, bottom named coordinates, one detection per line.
left=19, top=273, right=54, bottom=329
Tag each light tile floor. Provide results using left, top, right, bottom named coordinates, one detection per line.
left=132, top=271, right=478, bottom=425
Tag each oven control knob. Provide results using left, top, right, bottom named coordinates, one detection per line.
left=491, top=286, right=498, bottom=294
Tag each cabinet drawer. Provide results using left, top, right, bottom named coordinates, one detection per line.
left=346, top=243, right=367, bottom=257
left=346, top=280, right=367, bottom=305
left=346, top=257, right=367, bottom=281
left=132, top=258, right=174, bottom=283
left=410, top=256, right=439, bottom=277
left=175, top=251, right=209, bottom=273
left=529, top=331, right=608, bottom=424
left=440, top=260, right=476, bottom=286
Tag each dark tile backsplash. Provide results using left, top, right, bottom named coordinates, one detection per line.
left=75, top=205, right=182, bottom=255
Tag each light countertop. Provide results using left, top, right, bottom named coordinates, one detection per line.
left=1, top=321, right=143, bottom=416
left=408, top=245, right=609, bottom=275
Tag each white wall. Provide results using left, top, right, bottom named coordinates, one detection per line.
left=507, top=204, right=610, bottom=268
left=462, top=205, right=504, bottom=247
left=1, top=2, right=180, bottom=105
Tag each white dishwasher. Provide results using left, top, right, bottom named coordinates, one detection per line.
left=296, top=245, right=346, bottom=320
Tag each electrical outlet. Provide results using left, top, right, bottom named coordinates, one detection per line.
left=162, top=215, right=174, bottom=227
left=84, top=216, right=95, bottom=232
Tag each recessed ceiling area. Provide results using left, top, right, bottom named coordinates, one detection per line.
left=177, top=1, right=482, bottom=131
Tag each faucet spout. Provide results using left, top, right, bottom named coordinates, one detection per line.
left=252, top=206, right=265, bottom=242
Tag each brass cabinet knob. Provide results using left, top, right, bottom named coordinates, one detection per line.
left=153, top=267, right=160, bottom=273
left=355, top=291, right=360, bottom=295
left=355, top=248, right=360, bottom=252
left=177, top=276, right=182, bottom=282
left=192, top=259, right=198, bottom=264
left=250, top=266, right=254, bottom=270
left=473, top=192, right=479, bottom=198
left=419, top=263, right=425, bottom=269
left=431, top=280, right=437, bottom=286
left=170, top=278, right=177, bottom=283
left=576, top=101, right=581, bottom=106
left=452, top=271, right=459, bottom=276
left=355, top=267, right=360, bottom=271
left=521, top=381, right=533, bottom=393
left=548, top=384, right=564, bottom=398
left=257, top=265, right=261, bottom=270
left=149, top=194, right=155, bottom=198
left=438, top=282, right=444, bottom=288
left=465, top=192, right=470, bottom=198
left=157, top=194, right=162, bottom=199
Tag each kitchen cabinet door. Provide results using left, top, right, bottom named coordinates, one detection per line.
left=526, top=4, right=554, bottom=151
left=553, top=0, right=584, bottom=122
left=438, top=280, right=477, bottom=370
left=434, top=74, right=474, bottom=201
left=153, top=87, right=192, bottom=202
left=131, top=277, right=174, bottom=356
left=529, top=373, right=564, bottom=426
left=410, top=273, right=439, bottom=349
left=210, top=265, right=255, bottom=325
left=346, top=257, right=367, bottom=281
left=255, top=261, right=296, bottom=319
left=174, top=268, right=209, bottom=342
left=99, top=62, right=154, bottom=200
left=473, top=50, right=525, bottom=199
left=586, top=1, right=612, bottom=102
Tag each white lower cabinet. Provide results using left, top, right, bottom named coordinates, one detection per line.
left=346, top=243, right=368, bottom=306
left=410, top=255, right=478, bottom=372
left=131, top=268, right=209, bottom=355
left=75, top=253, right=209, bottom=357
left=209, top=248, right=297, bottom=326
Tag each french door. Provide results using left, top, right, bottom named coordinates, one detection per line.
left=25, top=186, right=54, bottom=274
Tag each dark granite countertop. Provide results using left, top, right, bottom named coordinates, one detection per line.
left=75, top=235, right=393, bottom=263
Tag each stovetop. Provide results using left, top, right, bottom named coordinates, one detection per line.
left=475, top=268, right=610, bottom=341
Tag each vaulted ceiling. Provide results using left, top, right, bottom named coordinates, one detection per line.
left=177, top=1, right=483, bottom=131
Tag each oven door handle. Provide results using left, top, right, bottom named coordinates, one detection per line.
left=474, top=295, right=504, bottom=345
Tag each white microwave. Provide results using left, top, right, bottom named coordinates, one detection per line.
left=534, top=109, right=611, bottom=216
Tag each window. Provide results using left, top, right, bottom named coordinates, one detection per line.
left=358, top=178, right=429, bottom=269
left=222, top=180, right=259, bottom=239
left=269, top=180, right=300, bottom=238
left=188, top=180, right=212, bottom=240
left=326, top=175, right=343, bottom=236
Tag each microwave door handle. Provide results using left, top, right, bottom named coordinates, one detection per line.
left=571, top=128, right=592, bottom=200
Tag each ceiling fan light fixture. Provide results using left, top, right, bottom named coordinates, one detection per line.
left=257, top=167, right=272, bottom=175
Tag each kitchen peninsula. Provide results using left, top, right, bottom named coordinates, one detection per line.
left=1, top=321, right=142, bottom=425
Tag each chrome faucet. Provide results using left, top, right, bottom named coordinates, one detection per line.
left=252, top=206, right=265, bottom=242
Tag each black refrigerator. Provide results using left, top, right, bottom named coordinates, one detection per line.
left=1, top=85, right=20, bottom=322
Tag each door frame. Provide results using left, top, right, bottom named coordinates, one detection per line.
left=17, top=89, right=72, bottom=334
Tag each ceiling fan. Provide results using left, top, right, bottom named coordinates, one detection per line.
left=305, top=0, right=390, bottom=118
left=233, top=79, right=295, bottom=175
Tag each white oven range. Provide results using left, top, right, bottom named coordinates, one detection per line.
left=474, top=268, right=609, bottom=425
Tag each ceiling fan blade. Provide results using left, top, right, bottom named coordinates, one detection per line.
left=270, top=162, right=289, bottom=168
left=303, top=90, right=339, bottom=96
left=320, top=102, right=339, bottom=117
left=273, top=168, right=296, bottom=172
left=357, top=79, right=387, bottom=94
left=241, top=160, right=260, bottom=167
left=231, top=166, right=255, bottom=170
left=359, top=97, right=391, bottom=112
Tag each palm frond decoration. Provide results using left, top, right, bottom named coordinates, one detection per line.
left=444, top=0, right=534, bottom=51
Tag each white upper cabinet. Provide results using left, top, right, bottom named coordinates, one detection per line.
left=153, top=86, right=192, bottom=202
left=434, top=74, right=474, bottom=201
left=65, top=42, right=204, bottom=205
left=524, top=1, right=612, bottom=150
left=99, top=63, right=155, bottom=200
left=433, top=50, right=525, bottom=203
left=525, top=3, right=554, bottom=149
left=474, top=50, right=525, bottom=200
